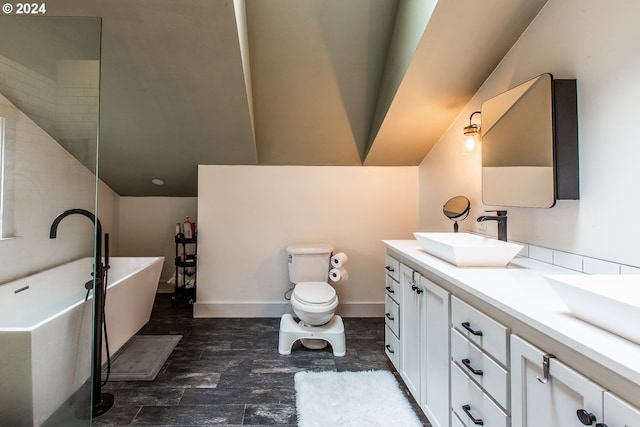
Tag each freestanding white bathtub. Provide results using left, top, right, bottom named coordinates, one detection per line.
left=0, top=256, right=164, bottom=427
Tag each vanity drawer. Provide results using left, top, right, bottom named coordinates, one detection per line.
left=385, top=325, right=400, bottom=369
left=452, top=296, right=510, bottom=366
left=385, top=293, right=400, bottom=337
left=451, top=328, right=509, bottom=410
left=385, top=254, right=400, bottom=282
left=385, top=274, right=400, bottom=301
left=451, top=362, right=509, bottom=427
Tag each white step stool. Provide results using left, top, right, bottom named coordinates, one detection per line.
left=278, top=313, right=346, bottom=357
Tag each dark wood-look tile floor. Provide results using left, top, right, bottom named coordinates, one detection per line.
left=93, top=294, right=431, bottom=426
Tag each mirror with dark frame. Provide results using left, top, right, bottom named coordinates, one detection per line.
left=443, top=196, right=470, bottom=232
left=480, top=73, right=579, bottom=208
left=481, top=73, right=555, bottom=208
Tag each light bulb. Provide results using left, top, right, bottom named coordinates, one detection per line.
left=464, top=136, right=477, bottom=152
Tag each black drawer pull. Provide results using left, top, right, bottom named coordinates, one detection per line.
left=385, top=313, right=395, bottom=321
left=462, top=358, right=483, bottom=376
left=385, top=266, right=395, bottom=272
left=385, top=286, right=395, bottom=294
left=577, top=409, right=608, bottom=427
left=462, top=404, right=484, bottom=425
left=462, top=321, right=483, bottom=336
left=577, top=409, right=596, bottom=425
left=385, top=344, right=395, bottom=354
left=411, top=284, right=423, bottom=294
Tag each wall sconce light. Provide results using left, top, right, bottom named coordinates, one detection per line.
left=463, top=111, right=481, bottom=154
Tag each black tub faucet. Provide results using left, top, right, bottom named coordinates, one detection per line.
left=49, top=208, right=114, bottom=417
left=49, top=208, right=100, bottom=237
left=477, top=210, right=508, bottom=242
left=50, top=208, right=104, bottom=288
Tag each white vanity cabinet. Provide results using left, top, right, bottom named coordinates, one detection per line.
left=399, top=263, right=450, bottom=427
left=384, top=255, right=401, bottom=369
left=450, top=296, right=510, bottom=427
left=511, top=335, right=640, bottom=427
left=383, top=241, right=640, bottom=427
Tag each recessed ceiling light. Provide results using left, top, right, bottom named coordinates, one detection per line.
left=151, top=178, right=164, bottom=185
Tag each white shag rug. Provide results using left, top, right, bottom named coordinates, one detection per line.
left=295, top=370, right=423, bottom=427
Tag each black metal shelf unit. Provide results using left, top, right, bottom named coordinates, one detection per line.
left=172, top=233, right=197, bottom=305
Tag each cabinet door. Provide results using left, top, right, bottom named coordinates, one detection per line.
left=511, top=335, right=605, bottom=427
left=604, top=392, right=640, bottom=426
left=421, top=276, right=450, bottom=427
left=400, top=264, right=422, bottom=400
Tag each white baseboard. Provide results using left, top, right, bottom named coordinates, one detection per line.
left=193, top=302, right=384, bottom=318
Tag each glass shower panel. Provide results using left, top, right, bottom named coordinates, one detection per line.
left=0, top=16, right=101, bottom=426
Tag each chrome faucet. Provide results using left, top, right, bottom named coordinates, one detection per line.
left=477, top=210, right=508, bottom=242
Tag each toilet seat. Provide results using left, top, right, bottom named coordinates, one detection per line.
left=291, top=282, right=339, bottom=326
left=292, top=282, right=337, bottom=306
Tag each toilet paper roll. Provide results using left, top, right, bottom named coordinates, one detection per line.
left=329, top=267, right=348, bottom=282
left=331, top=252, right=348, bottom=268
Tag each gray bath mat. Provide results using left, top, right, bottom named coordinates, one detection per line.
left=104, top=334, right=182, bottom=381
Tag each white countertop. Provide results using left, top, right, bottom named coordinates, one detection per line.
left=382, top=239, right=640, bottom=387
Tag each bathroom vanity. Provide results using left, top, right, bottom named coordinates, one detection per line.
left=383, top=239, right=640, bottom=427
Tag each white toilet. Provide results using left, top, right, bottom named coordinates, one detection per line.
left=278, top=244, right=346, bottom=356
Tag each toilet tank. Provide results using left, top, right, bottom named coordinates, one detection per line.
left=287, top=244, right=334, bottom=283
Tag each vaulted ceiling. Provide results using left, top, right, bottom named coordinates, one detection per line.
left=3, top=0, right=548, bottom=196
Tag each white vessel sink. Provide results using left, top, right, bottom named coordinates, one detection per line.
left=546, top=275, right=640, bottom=345
left=413, top=232, right=523, bottom=267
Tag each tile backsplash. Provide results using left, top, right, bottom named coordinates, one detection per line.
left=515, top=241, right=640, bottom=275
